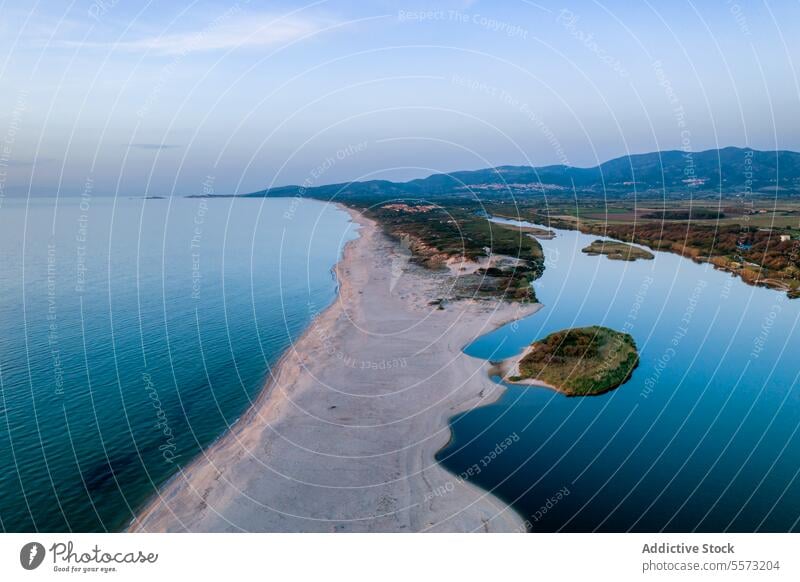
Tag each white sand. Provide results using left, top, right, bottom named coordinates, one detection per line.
left=129, top=209, right=541, bottom=532
left=491, top=347, right=561, bottom=392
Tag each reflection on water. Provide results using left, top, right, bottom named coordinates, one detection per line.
left=438, top=217, right=800, bottom=532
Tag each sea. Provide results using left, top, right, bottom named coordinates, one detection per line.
left=0, top=196, right=357, bottom=531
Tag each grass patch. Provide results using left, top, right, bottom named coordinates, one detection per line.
left=517, top=326, right=639, bottom=396
left=582, top=240, right=654, bottom=261
left=355, top=201, right=545, bottom=302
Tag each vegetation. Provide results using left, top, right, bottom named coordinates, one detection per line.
left=581, top=240, right=654, bottom=261
left=642, top=209, right=725, bottom=220
left=350, top=201, right=545, bottom=302
left=481, top=199, right=800, bottom=298
left=488, top=222, right=555, bottom=239
left=239, top=148, right=800, bottom=299
left=351, top=196, right=800, bottom=299
left=512, top=326, right=639, bottom=396
left=571, top=220, right=799, bottom=297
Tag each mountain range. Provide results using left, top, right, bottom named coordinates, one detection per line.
left=243, top=147, right=800, bottom=201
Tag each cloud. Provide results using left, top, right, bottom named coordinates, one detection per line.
left=73, top=12, right=328, bottom=56
left=128, top=143, right=182, bottom=150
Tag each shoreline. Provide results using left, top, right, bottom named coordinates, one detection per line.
left=128, top=205, right=541, bottom=532
left=489, top=349, right=563, bottom=394
left=490, top=328, right=640, bottom=398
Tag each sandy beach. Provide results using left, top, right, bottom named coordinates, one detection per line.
left=490, top=347, right=562, bottom=394
left=129, top=208, right=541, bottom=532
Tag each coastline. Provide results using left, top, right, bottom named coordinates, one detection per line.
left=490, top=346, right=562, bottom=394
left=491, top=329, right=640, bottom=398
left=129, top=206, right=541, bottom=532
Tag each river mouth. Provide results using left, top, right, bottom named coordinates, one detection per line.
left=437, top=216, right=800, bottom=532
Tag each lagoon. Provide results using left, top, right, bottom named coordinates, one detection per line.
left=438, top=216, right=800, bottom=531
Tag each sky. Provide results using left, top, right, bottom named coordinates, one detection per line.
left=1, top=0, right=799, bottom=197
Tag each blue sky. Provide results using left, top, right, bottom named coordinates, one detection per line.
left=1, top=0, right=799, bottom=196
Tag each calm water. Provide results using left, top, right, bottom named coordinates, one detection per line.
left=438, top=217, right=800, bottom=532
left=0, top=196, right=356, bottom=532
left=4, top=199, right=799, bottom=533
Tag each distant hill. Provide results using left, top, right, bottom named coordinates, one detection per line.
left=241, top=147, right=800, bottom=201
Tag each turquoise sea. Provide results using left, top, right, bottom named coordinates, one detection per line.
left=438, top=216, right=800, bottom=531
left=0, top=196, right=356, bottom=532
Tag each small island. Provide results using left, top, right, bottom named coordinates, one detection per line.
left=502, top=326, right=639, bottom=396
left=581, top=239, right=654, bottom=261
left=493, top=221, right=556, bottom=240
